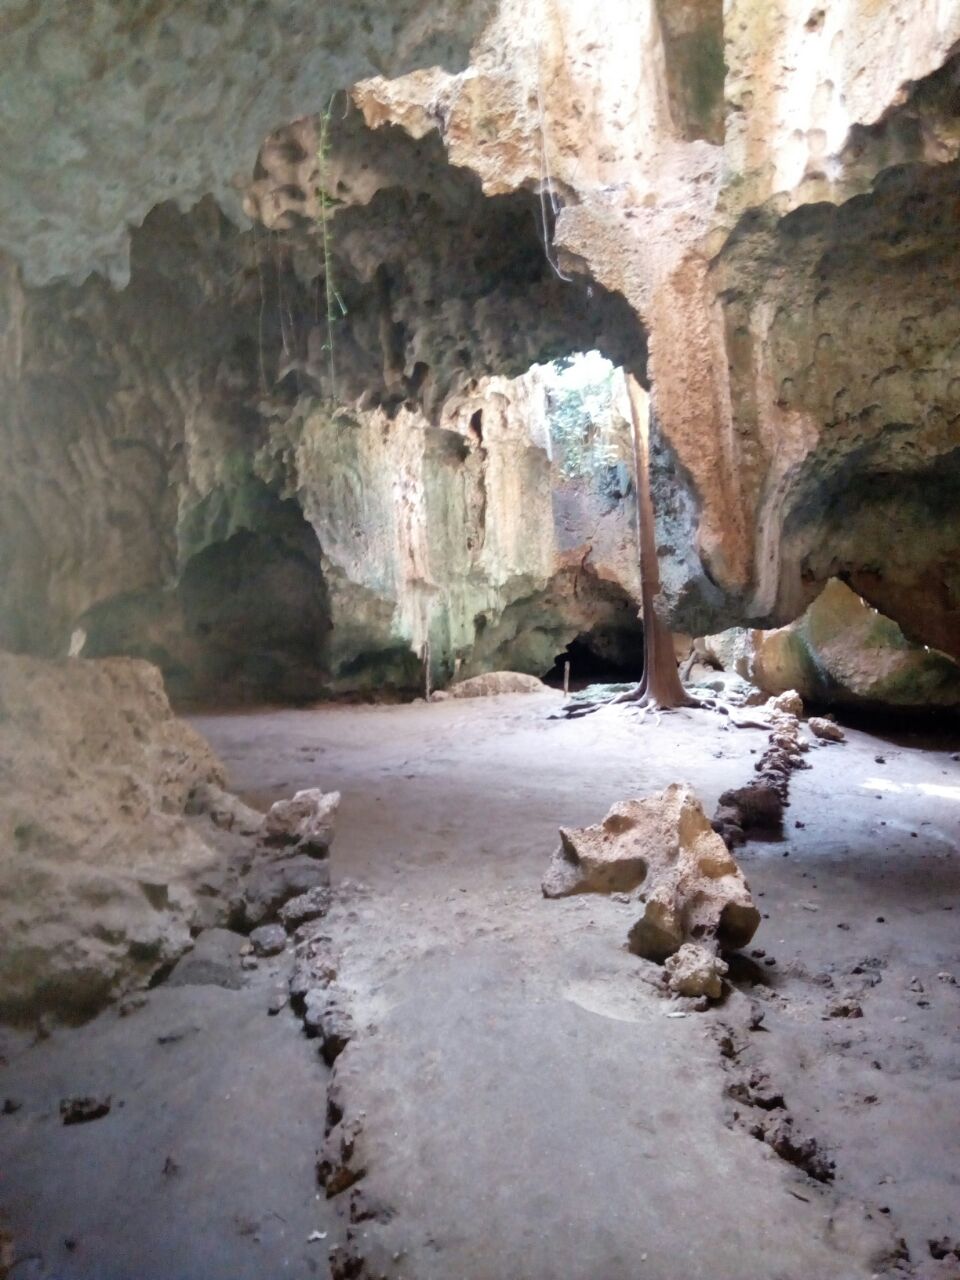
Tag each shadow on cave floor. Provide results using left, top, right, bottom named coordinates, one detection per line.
left=801, top=700, right=960, bottom=752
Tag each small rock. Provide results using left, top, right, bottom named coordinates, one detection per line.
left=1, top=1098, right=21, bottom=1115
left=770, top=690, right=804, bottom=717
left=937, top=972, right=957, bottom=985
left=241, top=956, right=259, bottom=971
left=279, top=887, right=332, bottom=932
left=267, top=990, right=288, bottom=1016
left=263, top=789, right=340, bottom=857
left=808, top=717, right=845, bottom=743
left=241, top=855, right=331, bottom=927
left=827, top=995, right=863, bottom=1019
left=60, top=1096, right=111, bottom=1125
left=303, top=991, right=355, bottom=1063
left=748, top=1002, right=766, bottom=1030
left=250, top=924, right=287, bottom=957
left=663, top=943, right=728, bottom=1000
left=117, top=994, right=147, bottom=1017
left=167, top=928, right=246, bottom=990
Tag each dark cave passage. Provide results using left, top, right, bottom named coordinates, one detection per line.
left=545, top=632, right=645, bottom=690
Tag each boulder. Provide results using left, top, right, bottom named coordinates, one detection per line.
left=0, top=652, right=249, bottom=1021
left=263, top=789, right=340, bottom=857
left=242, top=855, right=331, bottom=928
left=249, top=923, right=288, bottom=957
left=809, top=717, right=846, bottom=743
left=444, top=672, right=548, bottom=699
left=707, top=582, right=960, bottom=713
left=542, top=783, right=760, bottom=961
left=166, top=928, right=246, bottom=990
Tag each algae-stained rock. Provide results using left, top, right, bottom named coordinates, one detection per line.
left=541, top=783, right=760, bottom=959
left=713, top=582, right=960, bottom=713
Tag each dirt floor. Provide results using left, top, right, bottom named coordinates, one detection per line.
left=1, top=689, right=959, bottom=1279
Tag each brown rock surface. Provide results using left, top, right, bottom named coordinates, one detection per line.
left=0, top=652, right=242, bottom=1019
left=541, top=783, right=760, bottom=961
left=446, top=672, right=549, bottom=699
left=353, top=1, right=960, bottom=657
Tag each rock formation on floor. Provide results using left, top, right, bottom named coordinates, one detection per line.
left=0, top=653, right=238, bottom=1019
left=542, top=783, right=761, bottom=987
left=713, top=694, right=809, bottom=844
left=703, top=580, right=960, bottom=713
left=0, top=652, right=342, bottom=1021
left=437, top=671, right=549, bottom=699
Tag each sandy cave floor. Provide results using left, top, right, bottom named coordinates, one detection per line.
left=1, top=690, right=959, bottom=1279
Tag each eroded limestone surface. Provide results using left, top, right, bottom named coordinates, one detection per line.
left=542, top=782, right=761, bottom=963
left=0, top=653, right=232, bottom=1018
left=0, top=0, right=496, bottom=285
left=707, top=580, right=960, bottom=712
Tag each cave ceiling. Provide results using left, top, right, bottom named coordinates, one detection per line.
left=1, top=0, right=959, bottom=687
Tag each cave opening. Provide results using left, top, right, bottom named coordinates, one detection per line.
left=544, top=634, right=645, bottom=689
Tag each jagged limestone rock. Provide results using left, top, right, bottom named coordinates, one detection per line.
left=0, top=653, right=242, bottom=1019
left=445, top=672, right=549, bottom=699
left=263, top=789, right=340, bottom=858
left=664, top=944, right=729, bottom=1000
left=541, top=783, right=760, bottom=960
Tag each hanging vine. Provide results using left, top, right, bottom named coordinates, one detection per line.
left=316, top=92, right=348, bottom=405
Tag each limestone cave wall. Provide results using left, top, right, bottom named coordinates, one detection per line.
left=0, top=113, right=647, bottom=700
left=1, top=0, right=959, bottom=704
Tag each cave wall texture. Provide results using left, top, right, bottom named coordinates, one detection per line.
left=1, top=0, right=959, bottom=700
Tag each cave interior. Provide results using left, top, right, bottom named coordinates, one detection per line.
left=0, top=3, right=959, bottom=1279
